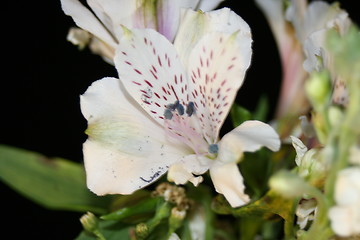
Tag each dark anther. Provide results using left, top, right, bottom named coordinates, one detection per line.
left=186, top=102, right=195, bottom=116
left=164, top=109, right=173, bottom=120
left=176, top=103, right=184, bottom=115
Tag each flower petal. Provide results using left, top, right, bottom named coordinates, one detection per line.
left=217, top=120, right=280, bottom=164
left=167, top=163, right=203, bottom=187
left=114, top=28, right=188, bottom=126
left=60, top=0, right=116, bottom=48
left=167, top=154, right=209, bottom=186
left=81, top=77, right=188, bottom=195
left=187, top=30, right=252, bottom=142
left=197, top=0, right=224, bottom=11
left=175, top=8, right=251, bottom=68
left=156, top=0, right=198, bottom=42
left=210, top=162, right=250, bottom=208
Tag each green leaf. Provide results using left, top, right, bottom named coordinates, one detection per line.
left=232, top=189, right=297, bottom=238
left=230, top=103, right=252, bottom=127
left=101, top=197, right=159, bottom=221
left=0, top=144, right=112, bottom=214
left=253, top=95, right=269, bottom=121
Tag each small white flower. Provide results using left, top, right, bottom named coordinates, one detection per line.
left=80, top=8, right=280, bottom=208
left=60, top=0, right=224, bottom=63
left=286, top=0, right=351, bottom=106
left=296, top=198, right=317, bottom=229
left=329, top=167, right=360, bottom=237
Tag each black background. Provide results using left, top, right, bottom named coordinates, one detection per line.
left=1, top=1, right=358, bottom=239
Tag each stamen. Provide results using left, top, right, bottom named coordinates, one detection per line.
left=208, top=144, right=219, bottom=154
left=186, top=102, right=195, bottom=116
left=176, top=103, right=184, bottom=115
left=166, top=101, right=178, bottom=111
left=164, top=109, right=173, bottom=120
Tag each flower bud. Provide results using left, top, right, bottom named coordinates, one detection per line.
left=269, top=170, right=309, bottom=198
left=169, top=207, right=186, bottom=232
left=328, top=106, right=344, bottom=128
left=305, top=71, right=331, bottom=110
left=80, top=212, right=98, bottom=233
left=135, top=223, right=149, bottom=239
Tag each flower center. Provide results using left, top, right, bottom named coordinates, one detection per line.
left=163, top=101, right=210, bottom=155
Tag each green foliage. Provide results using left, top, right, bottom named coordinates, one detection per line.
left=231, top=95, right=269, bottom=127
left=0, top=145, right=112, bottom=214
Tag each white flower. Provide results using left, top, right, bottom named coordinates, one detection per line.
left=296, top=198, right=317, bottom=229
left=328, top=167, right=360, bottom=237
left=286, top=0, right=351, bottom=106
left=60, top=0, right=224, bottom=63
left=255, top=0, right=308, bottom=117
left=80, top=8, right=280, bottom=208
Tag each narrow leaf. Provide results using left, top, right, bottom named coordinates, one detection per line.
left=0, top=144, right=112, bottom=214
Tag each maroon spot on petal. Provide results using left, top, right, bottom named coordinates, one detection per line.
left=158, top=56, right=162, bottom=66
left=197, top=68, right=201, bottom=78
left=144, top=37, right=148, bottom=45
left=227, top=64, right=234, bottom=70
left=159, top=116, right=164, bottom=119
left=226, top=88, right=231, bottom=92
left=132, top=81, right=142, bottom=86
left=122, top=51, right=127, bottom=56
left=144, top=80, right=153, bottom=87
left=210, top=50, right=213, bottom=59
left=162, top=87, right=167, bottom=94
left=171, top=85, right=178, bottom=100
left=168, top=58, right=171, bottom=67
left=150, top=69, right=158, bottom=80
left=200, top=57, right=203, bottom=67
left=231, top=56, right=237, bottom=61
left=153, top=47, right=156, bottom=55
left=180, top=74, right=183, bottom=83
left=191, top=76, right=196, bottom=84
left=150, top=110, right=157, bottom=114
left=134, top=69, right=142, bottom=75
left=152, top=65, right=157, bottom=73
left=154, top=93, right=161, bottom=99
left=154, top=102, right=161, bottom=107
left=212, top=72, right=217, bottom=80
left=174, top=75, right=178, bottom=84
left=221, top=79, right=227, bottom=87
left=163, top=95, right=168, bottom=100
left=125, top=61, right=132, bottom=65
